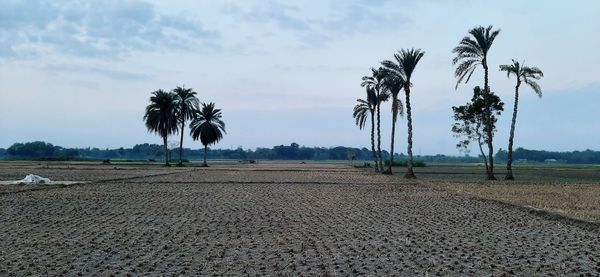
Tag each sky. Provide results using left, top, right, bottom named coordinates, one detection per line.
left=0, top=0, right=599, bottom=155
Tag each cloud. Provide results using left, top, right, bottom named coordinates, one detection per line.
left=0, top=0, right=220, bottom=60
left=319, top=1, right=411, bottom=34
left=42, top=63, right=152, bottom=81
left=222, top=0, right=411, bottom=48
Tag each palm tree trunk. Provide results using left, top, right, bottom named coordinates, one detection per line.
left=404, top=87, right=416, bottom=179
left=178, top=120, right=185, bottom=166
left=370, top=111, right=379, bottom=172
left=376, top=103, right=384, bottom=172
left=203, top=145, right=208, bottom=167
left=506, top=82, right=520, bottom=180
left=483, top=60, right=496, bottom=180
left=387, top=109, right=397, bottom=174
left=477, top=133, right=489, bottom=174
left=163, top=136, right=169, bottom=166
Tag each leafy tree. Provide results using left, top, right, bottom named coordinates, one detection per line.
left=190, top=102, right=226, bottom=166
left=499, top=60, right=544, bottom=180
left=7, top=141, right=58, bottom=157
left=452, top=25, right=501, bottom=180
left=361, top=67, right=390, bottom=172
left=452, top=86, right=504, bottom=175
left=381, top=48, right=424, bottom=178
left=143, top=90, right=179, bottom=166
left=173, top=86, right=199, bottom=166
left=353, top=86, right=379, bottom=170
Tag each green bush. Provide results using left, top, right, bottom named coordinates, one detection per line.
left=384, top=160, right=426, bottom=167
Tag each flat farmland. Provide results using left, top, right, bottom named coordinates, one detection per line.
left=409, top=164, right=600, bottom=223
left=0, top=162, right=190, bottom=194
left=1, top=163, right=599, bottom=275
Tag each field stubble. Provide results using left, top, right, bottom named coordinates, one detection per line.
left=1, top=162, right=599, bottom=275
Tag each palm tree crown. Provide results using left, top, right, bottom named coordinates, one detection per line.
left=382, top=48, right=424, bottom=88
left=361, top=68, right=388, bottom=96
left=190, top=102, right=226, bottom=147
left=499, top=59, right=544, bottom=96
left=353, top=87, right=377, bottom=130
left=174, top=86, right=199, bottom=124
left=144, top=90, right=179, bottom=139
left=452, top=25, right=500, bottom=89
left=380, top=69, right=405, bottom=119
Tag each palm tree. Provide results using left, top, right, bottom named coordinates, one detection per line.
left=382, top=48, right=424, bottom=179
left=143, top=90, right=179, bottom=166
left=499, top=60, right=543, bottom=180
left=361, top=68, right=390, bottom=172
left=173, top=86, right=199, bottom=166
left=190, top=102, right=226, bottom=167
left=452, top=25, right=500, bottom=180
left=353, top=87, right=379, bottom=170
left=380, top=69, right=404, bottom=174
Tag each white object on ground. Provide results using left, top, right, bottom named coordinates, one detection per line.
left=13, top=174, right=52, bottom=185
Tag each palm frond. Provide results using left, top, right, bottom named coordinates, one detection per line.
left=452, top=25, right=500, bottom=89
left=524, top=79, right=542, bottom=97
left=189, top=102, right=226, bottom=147
left=391, top=97, right=404, bottom=118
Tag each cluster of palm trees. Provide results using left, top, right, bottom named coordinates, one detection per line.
left=143, top=86, right=226, bottom=167
left=354, top=25, right=543, bottom=180
left=452, top=25, right=543, bottom=180
left=353, top=49, right=425, bottom=178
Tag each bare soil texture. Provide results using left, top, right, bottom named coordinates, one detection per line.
left=428, top=181, right=600, bottom=224
left=1, top=163, right=599, bottom=276
left=0, top=162, right=190, bottom=194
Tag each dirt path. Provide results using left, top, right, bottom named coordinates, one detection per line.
left=1, top=164, right=599, bottom=275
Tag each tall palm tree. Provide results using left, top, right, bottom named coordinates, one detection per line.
left=361, top=67, right=390, bottom=173
left=452, top=25, right=500, bottom=180
left=499, top=59, right=543, bottom=180
left=353, top=87, right=379, bottom=170
left=382, top=48, right=424, bottom=179
left=143, top=90, right=179, bottom=166
left=173, top=86, right=199, bottom=166
left=380, top=70, right=404, bottom=174
left=190, top=102, right=226, bottom=167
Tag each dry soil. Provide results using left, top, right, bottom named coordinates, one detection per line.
left=1, top=163, right=599, bottom=276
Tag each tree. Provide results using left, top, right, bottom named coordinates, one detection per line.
left=353, top=86, right=379, bottom=170
left=173, top=86, right=199, bottom=166
left=452, top=25, right=501, bottom=180
left=452, top=87, right=504, bottom=175
left=379, top=68, right=405, bottom=174
left=499, top=59, right=544, bottom=180
left=190, top=102, right=226, bottom=167
left=382, top=48, right=424, bottom=178
left=361, top=67, right=390, bottom=173
left=143, top=90, right=179, bottom=166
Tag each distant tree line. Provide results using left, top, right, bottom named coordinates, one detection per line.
left=495, top=148, right=600, bottom=164
left=3, top=141, right=80, bottom=160
left=0, top=141, right=389, bottom=161
left=3, top=141, right=598, bottom=164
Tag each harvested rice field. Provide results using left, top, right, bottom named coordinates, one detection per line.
left=1, top=162, right=599, bottom=275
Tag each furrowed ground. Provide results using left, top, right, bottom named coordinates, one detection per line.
left=1, top=162, right=599, bottom=275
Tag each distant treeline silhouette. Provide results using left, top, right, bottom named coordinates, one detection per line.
left=494, top=148, right=600, bottom=164
left=2, top=141, right=599, bottom=164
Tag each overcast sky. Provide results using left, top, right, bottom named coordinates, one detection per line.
left=0, top=0, right=598, bottom=155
